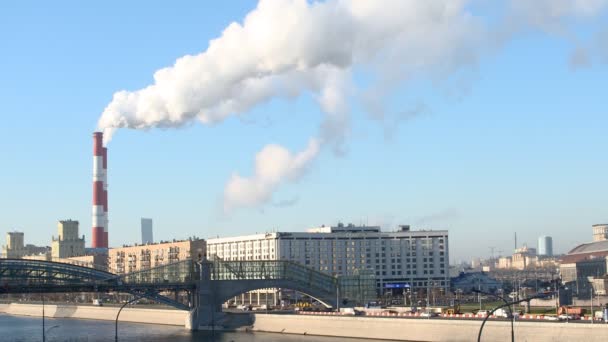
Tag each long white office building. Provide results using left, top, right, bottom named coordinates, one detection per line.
left=207, top=223, right=449, bottom=294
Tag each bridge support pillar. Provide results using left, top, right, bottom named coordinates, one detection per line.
left=185, top=309, right=198, bottom=331
left=188, top=282, right=224, bottom=330
left=187, top=262, right=224, bottom=331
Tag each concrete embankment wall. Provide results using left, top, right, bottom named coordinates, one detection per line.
left=0, top=304, right=188, bottom=326
left=250, top=314, right=608, bottom=342
left=3, top=305, right=608, bottom=341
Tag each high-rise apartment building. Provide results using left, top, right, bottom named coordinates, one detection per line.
left=538, top=235, right=553, bottom=256
left=206, top=223, right=449, bottom=293
left=2, top=231, right=50, bottom=259
left=2, top=232, right=25, bottom=258
left=51, top=220, right=85, bottom=258
left=108, top=239, right=206, bottom=274
left=141, top=218, right=153, bottom=244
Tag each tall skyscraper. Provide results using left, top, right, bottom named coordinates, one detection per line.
left=537, top=235, right=553, bottom=257
left=141, top=218, right=153, bottom=244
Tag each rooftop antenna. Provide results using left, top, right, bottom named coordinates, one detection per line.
left=514, top=232, right=517, bottom=252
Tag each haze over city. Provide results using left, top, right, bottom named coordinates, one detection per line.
left=1, top=0, right=607, bottom=262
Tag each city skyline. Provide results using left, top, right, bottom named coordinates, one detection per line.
left=1, top=1, right=607, bottom=261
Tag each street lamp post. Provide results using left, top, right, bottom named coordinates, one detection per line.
left=115, top=295, right=141, bottom=342
left=473, top=289, right=514, bottom=342
left=591, top=288, right=594, bottom=324
left=477, top=294, right=548, bottom=342
left=41, top=293, right=45, bottom=342
left=336, top=281, right=340, bottom=312
left=478, top=277, right=482, bottom=311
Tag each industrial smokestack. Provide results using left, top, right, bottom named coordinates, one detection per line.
left=92, top=132, right=108, bottom=248
left=102, top=146, right=108, bottom=247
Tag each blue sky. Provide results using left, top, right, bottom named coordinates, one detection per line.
left=0, top=1, right=607, bottom=262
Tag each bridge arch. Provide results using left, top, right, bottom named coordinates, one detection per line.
left=214, top=279, right=336, bottom=308
left=0, top=258, right=116, bottom=287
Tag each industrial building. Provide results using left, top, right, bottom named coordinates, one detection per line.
left=108, top=239, right=206, bottom=274
left=207, top=223, right=450, bottom=294
left=560, top=239, right=608, bottom=296
left=51, top=220, right=85, bottom=258
left=538, top=235, right=553, bottom=257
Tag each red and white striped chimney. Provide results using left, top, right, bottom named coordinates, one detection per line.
left=92, top=132, right=108, bottom=248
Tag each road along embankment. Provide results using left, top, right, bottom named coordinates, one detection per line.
left=0, top=303, right=188, bottom=326
left=248, top=313, right=608, bottom=342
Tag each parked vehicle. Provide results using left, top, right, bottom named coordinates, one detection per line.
left=444, top=299, right=461, bottom=315
left=340, top=308, right=357, bottom=316
left=365, top=301, right=382, bottom=309
left=92, top=299, right=103, bottom=306
left=558, top=306, right=586, bottom=316
left=252, top=304, right=271, bottom=311
left=494, top=308, right=512, bottom=318
left=420, top=311, right=438, bottom=318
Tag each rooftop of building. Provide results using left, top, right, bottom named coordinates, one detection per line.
left=567, top=240, right=608, bottom=255
left=560, top=240, right=608, bottom=264
left=114, top=237, right=204, bottom=249
left=592, top=224, right=608, bottom=227
left=207, top=224, right=447, bottom=243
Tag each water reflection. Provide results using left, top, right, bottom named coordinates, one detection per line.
left=0, top=314, right=364, bottom=342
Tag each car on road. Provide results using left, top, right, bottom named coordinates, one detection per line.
left=494, top=308, right=512, bottom=318
left=558, top=314, right=576, bottom=320
left=420, top=311, right=438, bottom=318
left=544, top=315, right=559, bottom=321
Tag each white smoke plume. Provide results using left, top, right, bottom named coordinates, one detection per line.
left=223, top=139, right=320, bottom=212
left=97, top=0, right=608, bottom=211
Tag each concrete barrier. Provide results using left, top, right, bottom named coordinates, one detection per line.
left=2, top=304, right=188, bottom=326
left=250, top=313, right=608, bottom=342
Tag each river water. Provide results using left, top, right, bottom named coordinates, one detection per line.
left=0, top=314, right=366, bottom=342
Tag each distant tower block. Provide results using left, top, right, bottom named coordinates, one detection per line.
left=592, top=224, right=608, bottom=242
left=91, top=132, right=109, bottom=248
left=141, top=218, right=153, bottom=244
left=537, top=236, right=553, bottom=257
